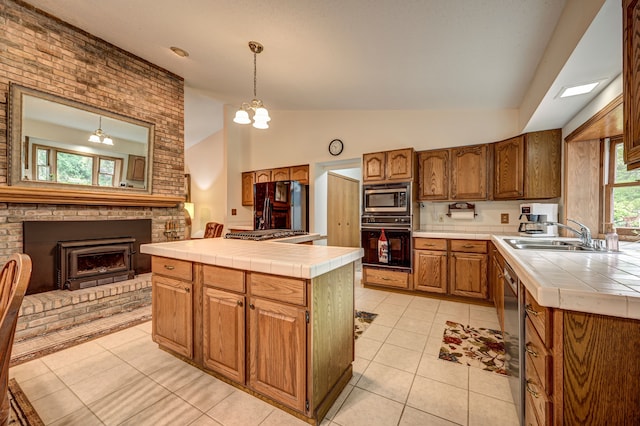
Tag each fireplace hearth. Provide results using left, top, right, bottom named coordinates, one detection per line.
left=58, top=237, right=136, bottom=290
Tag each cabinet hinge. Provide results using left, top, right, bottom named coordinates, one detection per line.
left=305, top=311, right=310, bottom=323
left=306, top=399, right=309, bottom=411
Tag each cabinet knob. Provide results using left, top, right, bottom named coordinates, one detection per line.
left=237, top=300, right=243, bottom=307
left=524, top=304, right=539, bottom=317
left=249, top=303, right=255, bottom=309
left=525, top=342, right=538, bottom=357
left=164, top=265, right=175, bottom=270
left=462, top=244, right=474, bottom=248
left=184, top=287, right=190, bottom=293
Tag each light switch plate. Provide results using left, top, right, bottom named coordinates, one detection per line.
left=501, top=213, right=509, bottom=224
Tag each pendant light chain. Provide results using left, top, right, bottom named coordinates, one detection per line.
left=253, top=51, right=257, bottom=98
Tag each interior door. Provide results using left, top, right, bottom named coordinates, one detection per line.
left=327, top=172, right=360, bottom=247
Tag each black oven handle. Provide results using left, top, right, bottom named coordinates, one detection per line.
left=361, top=226, right=412, bottom=231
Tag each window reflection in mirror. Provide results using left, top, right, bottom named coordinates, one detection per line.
left=9, top=83, right=154, bottom=193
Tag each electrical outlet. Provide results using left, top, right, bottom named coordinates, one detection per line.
left=438, top=213, right=445, bottom=223
left=231, top=208, right=237, bottom=216
left=501, top=213, right=509, bottom=224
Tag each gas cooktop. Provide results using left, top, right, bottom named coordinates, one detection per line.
left=224, top=229, right=308, bottom=241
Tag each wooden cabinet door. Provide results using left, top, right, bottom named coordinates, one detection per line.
left=386, top=148, right=413, bottom=181
left=126, top=155, right=146, bottom=181
left=272, top=167, right=290, bottom=182
left=362, top=152, right=386, bottom=182
left=242, top=172, right=255, bottom=206
left=417, top=149, right=449, bottom=200
left=624, top=0, right=640, bottom=167
left=494, top=136, right=524, bottom=199
left=524, top=129, right=561, bottom=199
left=255, top=169, right=272, bottom=183
left=152, top=275, right=193, bottom=358
left=449, top=252, right=488, bottom=299
left=450, top=144, right=488, bottom=200
left=203, top=288, right=245, bottom=383
left=290, top=165, right=309, bottom=184
left=248, top=298, right=307, bottom=412
left=413, top=250, right=447, bottom=293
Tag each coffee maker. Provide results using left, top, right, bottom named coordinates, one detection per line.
left=518, top=203, right=558, bottom=237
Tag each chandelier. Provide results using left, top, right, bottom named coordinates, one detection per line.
left=88, top=116, right=113, bottom=145
left=233, top=41, right=271, bottom=129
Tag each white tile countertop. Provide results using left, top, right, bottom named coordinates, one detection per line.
left=140, top=238, right=363, bottom=279
left=413, top=230, right=640, bottom=320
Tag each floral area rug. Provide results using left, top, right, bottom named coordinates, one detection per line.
left=438, top=320, right=507, bottom=375
left=355, top=310, right=378, bottom=339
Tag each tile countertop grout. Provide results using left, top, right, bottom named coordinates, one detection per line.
left=414, top=230, right=640, bottom=320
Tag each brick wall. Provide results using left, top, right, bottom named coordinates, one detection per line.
left=0, top=0, right=186, bottom=263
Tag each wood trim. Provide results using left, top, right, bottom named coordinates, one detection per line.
left=0, top=186, right=183, bottom=207
left=565, top=95, right=623, bottom=143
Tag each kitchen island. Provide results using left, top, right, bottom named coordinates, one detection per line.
left=140, top=238, right=363, bottom=424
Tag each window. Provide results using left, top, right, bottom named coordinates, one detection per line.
left=33, top=144, right=122, bottom=187
left=605, top=138, right=640, bottom=238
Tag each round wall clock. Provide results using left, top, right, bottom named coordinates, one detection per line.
left=328, top=139, right=344, bottom=156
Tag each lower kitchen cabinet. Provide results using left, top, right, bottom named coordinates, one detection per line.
left=523, top=287, right=640, bottom=425
left=412, top=238, right=488, bottom=300
left=151, top=257, right=194, bottom=359
left=362, top=266, right=410, bottom=289
left=150, top=256, right=355, bottom=424
left=248, top=297, right=307, bottom=412
left=202, top=287, right=245, bottom=383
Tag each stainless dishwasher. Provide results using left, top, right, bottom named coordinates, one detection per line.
left=503, top=261, right=523, bottom=425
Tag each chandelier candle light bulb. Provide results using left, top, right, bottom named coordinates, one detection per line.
left=233, top=41, right=271, bottom=129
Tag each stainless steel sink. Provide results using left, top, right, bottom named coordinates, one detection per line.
left=505, top=239, right=597, bottom=251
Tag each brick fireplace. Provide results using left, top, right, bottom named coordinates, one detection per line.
left=0, top=1, right=188, bottom=344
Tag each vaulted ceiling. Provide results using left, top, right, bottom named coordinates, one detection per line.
left=23, top=0, right=622, bottom=136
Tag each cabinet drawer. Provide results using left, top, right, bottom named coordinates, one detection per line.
left=152, top=256, right=193, bottom=281
left=248, top=272, right=306, bottom=306
left=525, top=370, right=553, bottom=426
left=363, top=267, right=410, bottom=289
left=525, top=319, right=553, bottom=394
left=203, top=265, right=245, bottom=293
left=525, top=390, right=543, bottom=426
left=450, top=239, right=487, bottom=254
left=414, top=238, right=447, bottom=251
left=524, top=290, right=553, bottom=347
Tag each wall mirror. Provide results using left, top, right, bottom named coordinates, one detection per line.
left=8, top=83, right=154, bottom=194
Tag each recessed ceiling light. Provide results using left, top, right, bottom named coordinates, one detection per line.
left=558, top=82, right=600, bottom=98
left=170, top=46, right=189, bottom=58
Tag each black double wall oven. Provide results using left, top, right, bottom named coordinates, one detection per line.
left=361, top=182, right=416, bottom=272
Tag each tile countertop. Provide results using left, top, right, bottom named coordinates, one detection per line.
left=140, top=237, right=363, bottom=279
left=413, top=230, right=640, bottom=320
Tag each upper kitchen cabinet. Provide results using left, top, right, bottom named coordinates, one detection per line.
left=450, top=144, right=488, bottom=200
left=417, top=144, right=488, bottom=201
left=624, top=0, right=640, bottom=169
left=242, top=172, right=255, bottom=206
left=493, top=129, right=561, bottom=200
left=255, top=169, right=272, bottom=183
left=271, top=167, right=290, bottom=182
left=289, top=165, right=309, bottom=185
left=362, top=148, right=414, bottom=183
left=417, top=149, right=449, bottom=200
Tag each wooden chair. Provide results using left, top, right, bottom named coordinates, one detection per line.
left=203, top=222, right=224, bottom=238
left=0, top=254, right=32, bottom=426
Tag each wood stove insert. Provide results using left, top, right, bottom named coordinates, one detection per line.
left=57, top=237, right=135, bottom=290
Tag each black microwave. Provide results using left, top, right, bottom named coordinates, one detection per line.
left=362, top=183, right=411, bottom=215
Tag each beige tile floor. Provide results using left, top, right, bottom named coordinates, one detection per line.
left=9, top=275, right=518, bottom=426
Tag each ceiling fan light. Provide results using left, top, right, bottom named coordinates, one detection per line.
left=102, top=136, right=114, bottom=145
left=88, top=134, right=101, bottom=143
left=233, top=109, right=251, bottom=124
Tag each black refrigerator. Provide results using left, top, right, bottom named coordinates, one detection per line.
left=254, top=181, right=308, bottom=231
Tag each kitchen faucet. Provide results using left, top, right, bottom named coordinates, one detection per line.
left=544, top=219, right=593, bottom=247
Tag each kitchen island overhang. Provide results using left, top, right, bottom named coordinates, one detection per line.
left=141, top=238, right=363, bottom=424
